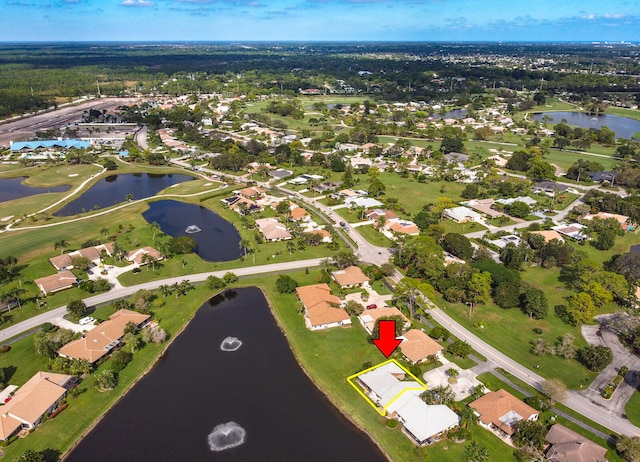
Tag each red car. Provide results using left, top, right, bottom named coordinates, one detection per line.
left=366, top=304, right=377, bottom=310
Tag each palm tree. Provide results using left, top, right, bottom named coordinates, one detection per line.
left=150, top=221, right=161, bottom=241
left=100, top=227, right=110, bottom=239
left=158, top=284, right=172, bottom=298
left=297, top=240, right=306, bottom=252
left=459, top=406, right=478, bottom=429
left=54, top=239, right=69, bottom=255
left=286, top=240, right=296, bottom=254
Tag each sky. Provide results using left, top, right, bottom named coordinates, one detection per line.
left=1, top=0, right=639, bottom=42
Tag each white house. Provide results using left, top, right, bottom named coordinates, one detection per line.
left=443, top=206, right=483, bottom=223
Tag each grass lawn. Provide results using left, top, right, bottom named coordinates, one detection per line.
left=432, top=266, right=598, bottom=390
left=625, top=389, right=640, bottom=427
left=440, top=219, right=486, bottom=235
left=356, top=224, right=394, bottom=247
left=606, top=107, right=640, bottom=121
left=543, top=150, right=619, bottom=172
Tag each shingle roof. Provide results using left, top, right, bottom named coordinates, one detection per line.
left=34, top=271, right=77, bottom=294
left=545, top=424, right=608, bottom=462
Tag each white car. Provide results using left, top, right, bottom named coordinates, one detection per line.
left=79, top=316, right=95, bottom=326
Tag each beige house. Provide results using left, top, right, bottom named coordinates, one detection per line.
left=126, top=247, right=163, bottom=265
left=0, top=372, right=74, bottom=441
left=58, top=309, right=150, bottom=364
left=34, top=271, right=77, bottom=295
left=49, top=242, right=115, bottom=270
left=331, top=266, right=370, bottom=288
left=236, top=186, right=264, bottom=199
left=358, top=307, right=409, bottom=335
left=399, top=329, right=444, bottom=364
left=529, top=230, right=564, bottom=243
left=469, top=389, right=538, bottom=437
left=255, top=217, right=292, bottom=242
left=295, top=284, right=351, bottom=331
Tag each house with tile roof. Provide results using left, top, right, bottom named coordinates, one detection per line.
left=0, top=371, right=74, bottom=441
left=358, top=307, right=409, bottom=335
left=529, top=230, right=564, bottom=243
left=544, top=424, right=607, bottom=462
left=295, top=284, right=351, bottom=330
left=57, top=309, right=150, bottom=364
left=288, top=206, right=310, bottom=222
left=49, top=243, right=115, bottom=271
left=34, top=271, right=77, bottom=295
left=255, top=217, right=292, bottom=242
left=332, top=266, right=370, bottom=288
left=399, top=329, right=444, bottom=364
left=469, top=389, right=538, bottom=437
left=125, top=247, right=163, bottom=265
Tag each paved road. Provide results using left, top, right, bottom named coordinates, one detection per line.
left=429, top=306, right=640, bottom=437
left=0, top=258, right=325, bottom=343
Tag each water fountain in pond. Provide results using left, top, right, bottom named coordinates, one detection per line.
left=220, top=336, right=242, bottom=352
left=185, top=224, right=201, bottom=234
left=207, top=422, right=246, bottom=452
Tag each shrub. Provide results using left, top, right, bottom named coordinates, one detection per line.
left=386, top=419, right=399, bottom=429
left=0, top=345, right=10, bottom=354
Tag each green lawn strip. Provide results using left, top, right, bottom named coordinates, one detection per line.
left=605, top=107, right=640, bottom=121
left=371, top=280, right=391, bottom=296
left=431, top=272, right=597, bottom=390
left=355, top=223, right=394, bottom=248
left=439, top=219, right=486, bottom=235
left=0, top=285, right=215, bottom=460
left=543, top=150, right=619, bottom=171
left=625, top=389, right=640, bottom=427
left=442, top=352, right=477, bottom=370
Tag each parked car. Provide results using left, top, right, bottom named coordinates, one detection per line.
left=366, top=304, right=377, bottom=310
left=79, top=316, right=95, bottom=326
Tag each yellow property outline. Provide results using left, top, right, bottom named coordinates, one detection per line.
left=347, top=359, right=427, bottom=416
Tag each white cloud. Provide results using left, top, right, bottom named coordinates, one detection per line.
left=120, top=0, right=154, bottom=6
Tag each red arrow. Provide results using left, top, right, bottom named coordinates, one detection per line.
left=372, top=320, right=402, bottom=358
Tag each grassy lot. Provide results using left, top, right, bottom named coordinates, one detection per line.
left=543, top=150, right=619, bottom=172
left=606, top=107, right=640, bottom=121
left=356, top=224, right=394, bottom=248
left=440, top=219, right=486, bottom=235
left=432, top=267, right=599, bottom=390
left=625, top=389, right=640, bottom=427
left=0, top=285, right=216, bottom=460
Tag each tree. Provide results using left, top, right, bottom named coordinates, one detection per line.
left=513, top=420, right=547, bottom=451
left=505, top=201, right=531, bottom=219
left=332, top=250, right=358, bottom=269
left=67, top=299, right=87, bottom=320
left=616, top=435, right=640, bottom=462
left=15, top=450, right=45, bottom=462
left=54, top=239, right=69, bottom=255
left=150, top=221, right=161, bottom=241
left=420, top=384, right=455, bottom=406
left=276, top=275, right=299, bottom=294
left=442, top=233, right=474, bottom=260
left=542, top=378, right=567, bottom=403
left=579, top=345, right=613, bottom=372
left=206, top=276, right=226, bottom=290
left=520, top=286, right=548, bottom=320
left=70, top=255, right=92, bottom=271
left=447, top=340, right=472, bottom=358
left=465, top=271, right=492, bottom=315
left=344, top=300, right=364, bottom=316
left=95, top=369, right=118, bottom=391
left=566, top=292, right=596, bottom=325
left=465, top=441, right=489, bottom=462
left=223, top=272, right=238, bottom=284
left=556, top=333, right=576, bottom=359
left=123, top=332, right=141, bottom=353
left=494, top=281, right=522, bottom=309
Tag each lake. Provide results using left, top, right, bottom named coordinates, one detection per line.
left=532, top=111, right=640, bottom=139
left=53, top=173, right=194, bottom=216
left=142, top=200, right=242, bottom=262
left=65, top=288, right=386, bottom=462
left=0, top=177, right=70, bottom=203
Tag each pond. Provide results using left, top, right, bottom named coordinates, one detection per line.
left=0, top=176, right=70, bottom=203
left=430, top=108, right=468, bottom=119
left=531, top=111, right=640, bottom=139
left=53, top=173, right=194, bottom=216
left=142, top=200, right=242, bottom=262
left=66, top=288, right=386, bottom=462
